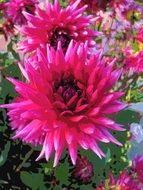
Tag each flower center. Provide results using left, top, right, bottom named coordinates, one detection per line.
left=53, top=74, right=87, bottom=111
left=126, top=10, right=142, bottom=22
left=50, top=28, right=71, bottom=51
left=54, top=75, right=82, bottom=103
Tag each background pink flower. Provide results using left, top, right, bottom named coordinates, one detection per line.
left=97, top=170, right=141, bottom=190
left=5, top=0, right=38, bottom=26
left=133, top=155, right=143, bottom=184
left=19, top=0, right=97, bottom=53
left=124, top=48, right=143, bottom=74
left=137, top=27, right=143, bottom=43
left=72, top=156, right=94, bottom=182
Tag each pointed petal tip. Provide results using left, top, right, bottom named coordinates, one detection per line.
left=6, top=77, right=15, bottom=83
left=53, top=163, right=57, bottom=167
left=12, top=135, right=17, bottom=140
left=22, top=10, right=28, bottom=17
left=118, top=142, right=123, bottom=146
left=36, top=151, right=44, bottom=162
left=57, top=41, right=62, bottom=51
left=53, top=157, right=59, bottom=167
left=71, top=155, right=77, bottom=165
left=0, top=104, right=7, bottom=109
left=113, top=140, right=123, bottom=146
left=35, top=157, right=40, bottom=162
left=14, top=25, right=21, bottom=32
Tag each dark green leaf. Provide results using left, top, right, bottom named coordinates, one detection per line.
left=20, top=171, right=45, bottom=190
left=0, top=141, right=11, bottom=167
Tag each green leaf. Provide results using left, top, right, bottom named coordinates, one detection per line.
left=20, top=171, right=45, bottom=190
left=5, top=59, right=13, bottom=66
left=3, top=63, right=22, bottom=78
left=0, top=123, right=7, bottom=132
left=132, top=41, right=139, bottom=53
left=7, top=39, right=20, bottom=61
left=78, top=184, right=93, bottom=190
left=0, top=141, right=11, bottom=167
left=0, top=78, right=17, bottom=99
left=0, top=64, right=22, bottom=100
left=54, top=160, right=69, bottom=185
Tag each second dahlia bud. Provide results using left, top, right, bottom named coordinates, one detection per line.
left=72, top=156, right=94, bottom=183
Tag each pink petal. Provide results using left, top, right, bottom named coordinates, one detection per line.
left=87, top=137, right=105, bottom=158
left=69, top=115, right=87, bottom=122
left=78, top=132, right=89, bottom=149
left=80, top=123, right=95, bottom=134
left=68, top=141, right=78, bottom=165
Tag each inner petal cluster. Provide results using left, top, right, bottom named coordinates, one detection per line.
left=50, top=28, right=71, bottom=51
left=53, top=74, right=88, bottom=113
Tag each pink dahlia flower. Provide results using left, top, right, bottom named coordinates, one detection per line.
left=97, top=170, right=141, bottom=190
left=70, top=0, right=99, bottom=13
left=1, top=42, right=126, bottom=167
left=72, top=156, right=93, bottom=182
left=19, top=0, right=97, bottom=53
left=5, top=0, right=38, bottom=26
left=124, top=47, right=143, bottom=74
left=121, top=2, right=143, bottom=24
left=137, top=28, right=143, bottom=43
left=109, top=0, right=133, bottom=7
left=70, top=0, right=133, bottom=12
left=133, top=155, right=143, bottom=184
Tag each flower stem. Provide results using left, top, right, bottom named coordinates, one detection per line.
left=16, top=148, right=34, bottom=172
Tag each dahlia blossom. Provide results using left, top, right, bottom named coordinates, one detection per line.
left=122, top=2, right=143, bottom=24
left=133, top=155, right=143, bottom=184
left=1, top=42, right=126, bottom=167
left=137, top=27, right=143, bottom=43
left=97, top=170, right=141, bottom=190
left=19, top=0, right=97, bottom=53
left=72, top=156, right=93, bottom=182
left=70, top=0, right=99, bottom=13
left=109, top=0, right=133, bottom=9
left=5, top=0, right=38, bottom=26
left=124, top=47, right=143, bottom=74
left=70, top=0, right=133, bottom=12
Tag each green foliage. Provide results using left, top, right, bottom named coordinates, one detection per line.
left=132, top=41, right=139, bottom=52
left=0, top=141, right=10, bottom=167
left=50, top=0, right=67, bottom=7
left=7, top=37, right=20, bottom=61
left=126, top=88, right=143, bottom=102
left=60, top=0, right=67, bottom=7
left=0, top=64, right=22, bottom=101
left=20, top=171, right=46, bottom=190
left=54, top=158, right=69, bottom=186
